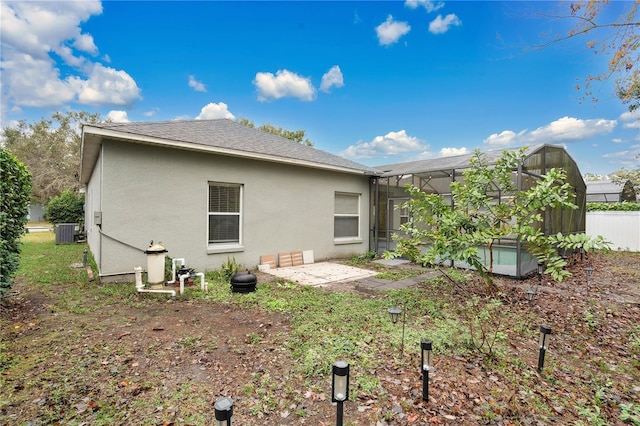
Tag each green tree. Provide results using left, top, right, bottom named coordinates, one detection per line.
left=1, top=111, right=102, bottom=204
left=386, top=149, right=609, bottom=291
left=539, top=1, right=639, bottom=110
left=237, top=117, right=313, bottom=146
left=583, top=173, right=606, bottom=181
left=0, top=148, right=32, bottom=297
left=610, top=167, right=640, bottom=199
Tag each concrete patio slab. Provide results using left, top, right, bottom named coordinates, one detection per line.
left=261, top=262, right=378, bottom=287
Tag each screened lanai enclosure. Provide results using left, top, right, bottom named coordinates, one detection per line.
left=369, top=144, right=586, bottom=279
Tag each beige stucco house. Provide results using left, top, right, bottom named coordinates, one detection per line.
left=80, top=119, right=379, bottom=280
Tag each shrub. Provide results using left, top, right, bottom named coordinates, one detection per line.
left=46, top=190, right=84, bottom=224
left=587, top=201, right=640, bottom=211
left=0, top=148, right=32, bottom=297
left=220, top=256, right=239, bottom=281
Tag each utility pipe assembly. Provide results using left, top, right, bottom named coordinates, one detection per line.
left=179, top=271, right=207, bottom=295
left=134, top=266, right=176, bottom=297
left=167, top=258, right=186, bottom=286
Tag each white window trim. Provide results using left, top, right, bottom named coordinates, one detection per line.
left=207, top=182, right=244, bottom=253
left=334, top=192, right=362, bottom=244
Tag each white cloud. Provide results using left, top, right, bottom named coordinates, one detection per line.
left=144, top=108, right=159, bottom=117
left=405, top=0, right=444, bottom=13
left=376, top=15, right=411, bottom=46
left=71, top=63, right=140, bottom=106
left=483, top=130, right=523, bottom=148
left=188, top=75, right=207, bottom=93
left=73, top=33, right=98, bottom=55
left=0, top=1, right=141, bottom=109
left=320, top=65, right=344, bottom=93
left=0, top=1, right=101, bottom=60
left=1, top=54, right=77, bottom=107
left=620, top=109, right=640, bottom=129
left=602, top=145, right=640, bottom=169
left=484, top=116, right=617, bottom=148
left=528, top=116, right=617, bottom=141
left=253, top=69, right=316, bottom=102
left=429, top=14, right=462, bottom=34
left=106, top=110, right=130, bottom=123
left=602, top=150, right=633, bottom=159
left=341, top=130, right=427, bottom=159
left=195, top=102, right=235, bottom=120
left=439, top=147, right=468, bottom=157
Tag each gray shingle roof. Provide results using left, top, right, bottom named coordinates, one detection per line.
left=84, top=119, right=379, bottom=175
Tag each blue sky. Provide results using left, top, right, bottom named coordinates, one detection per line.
left=1, top=0, right=638, bottom=175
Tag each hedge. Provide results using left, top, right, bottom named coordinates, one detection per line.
left=0, top=148, right=32, bottom=297
left=46, top=190, right=84, bottom=225
left=586, top=201, right=640, bottom=212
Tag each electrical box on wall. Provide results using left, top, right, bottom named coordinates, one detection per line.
left=94, top=211, right=102, bottom=225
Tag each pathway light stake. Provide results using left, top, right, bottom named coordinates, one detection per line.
left=537, top=262, right=544, bottom=287
left=214, top=396, right=233, bottom=426
left=584, top=267, right=594, bottom=292
left=526, top=262, right=544, bottom=303
left=388, top=306, right=406, bottom=357
left=332, top=361, right=350, bottom=426
left=421, top=339, right=433, bottom=401
left=537, top=325, right=552, bottom=373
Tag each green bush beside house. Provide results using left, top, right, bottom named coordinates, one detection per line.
left=0, top=148, right=32, bottom=297
left=45, top=190, right=84, bottom=225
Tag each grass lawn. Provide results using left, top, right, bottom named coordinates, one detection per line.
left=1, top=232, right=639, bottom=425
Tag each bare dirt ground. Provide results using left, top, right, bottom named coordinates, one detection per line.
left=2, top=251, right=640, bottom=425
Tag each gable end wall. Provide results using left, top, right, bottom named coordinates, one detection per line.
left=93, top=139, right=370, bottom=277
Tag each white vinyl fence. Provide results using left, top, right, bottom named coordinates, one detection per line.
left=586, top=211, right=640, bottom=252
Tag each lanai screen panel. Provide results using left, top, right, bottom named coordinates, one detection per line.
left=372, top=144, right=586, bottom=278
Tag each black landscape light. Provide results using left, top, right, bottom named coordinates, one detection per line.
left=537, top=325, right=552, bottom=373
left=388, top=306, right=406, bottom=356
left=537, top=262, right=544, bottom=283
left=214, top=397, right=233, bottom=426
left=332, top=361, right=350, bottom=426
left=421, top=339, right=433, bottom=401
left=387, top=306, right=401, bottom=324
left=525, top=263, right=544, bottom=303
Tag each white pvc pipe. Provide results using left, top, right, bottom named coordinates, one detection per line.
left=179, top=273, right=189, bottom=295
left=135, top=266, right=176, bottom=297
left=179, top=271, right=208, bottom=294
left=195, top=272, right=208, bottom=292
left=167, top=258, right=186, bottom=285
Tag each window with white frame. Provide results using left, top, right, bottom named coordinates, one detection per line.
left=334, top=192, right=360, bottom=240
left=208, top=183, right=242, bottom=245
